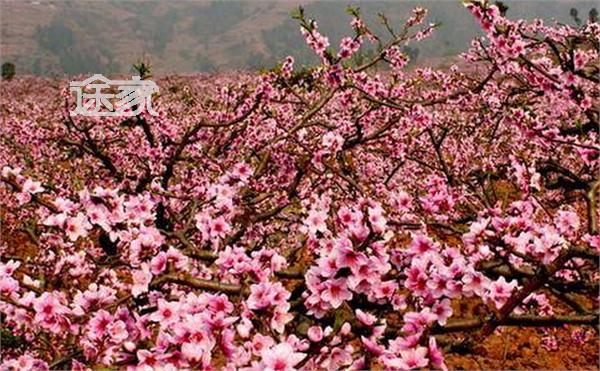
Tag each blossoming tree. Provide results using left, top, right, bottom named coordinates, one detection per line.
left=0, top=1, right=598, bottom=369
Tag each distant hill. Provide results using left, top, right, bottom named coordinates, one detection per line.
left=0, top=0, right=597, bottom=76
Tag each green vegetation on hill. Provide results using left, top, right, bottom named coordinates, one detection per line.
left=1, top=0, right=597, bottom=75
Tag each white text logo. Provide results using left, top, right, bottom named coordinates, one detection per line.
left=70, top=74, right=158, bottom=117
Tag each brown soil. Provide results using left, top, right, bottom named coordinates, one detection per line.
left=446, top=326, right=599, bottom=370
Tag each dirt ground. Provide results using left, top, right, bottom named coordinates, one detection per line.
left=445, top=326, right=599, bottom=370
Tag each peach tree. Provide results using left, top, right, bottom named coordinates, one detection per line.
left=0, top=1, right=598, bottom=369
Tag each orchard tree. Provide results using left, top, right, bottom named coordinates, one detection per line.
left=0, top=1, right=598, bottom=369
left=1, top=62, right=16, bottom=81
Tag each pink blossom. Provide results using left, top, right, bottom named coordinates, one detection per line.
left=541, top=335, right=558, bottom=351
left=247, top=281, right=290, bottom=310
left=305, top=209, right=329, bottom=236
left=131, top=264, right=153, bottom=297
left=462, top=271, right=487, bottom=297
left=383, top=346, right=429, bottom=370
left=72, top=283, right=116, bottom=316
left=281, top=56, right=294, bottom=79
left=107, top=320, right=129, bottom=343
left=2, top=355, right=49, bottom=371
left=271, top=306, right=294, bottom=334
left=402, top=309, right=436, bottom=335
left=410, top=234, right=436, bottom=255
left=150, top=252, right=168, bottom=275
left=321, top=132, right=344, bottom=151
left=87, top=310, right=113, bottom=339
left=1, top=166, right=21, bottom=178
left=210, top=216, right=232, bottom=240
left=356, top=309, right=377, bottom=326
left=149, top=299, right=181, bottom=325
left=432, top=299, right=453, bottom=326
left=321, top=278, right=352, bottom=308
left=65, top=212, right=92, bottom=241
left=251, top=334, right=276, bottom=356
left=487, top=276, right=519, bottom=309
left=554, top=209, right=580, bottom=236
left=22, top=178, right=44, bottom=194
left=335, top=243, right=365, bottom=268
left=367, top=204, right=387, bottom=234
left=399, top=347, right=429, bottom=370
left=428, top=337, right=447, bottom=371
left=307, top=326, right=324, bottom=342
left=0, top=260, right=20, bottom=277
left=260, top=342, right=306, bottom=371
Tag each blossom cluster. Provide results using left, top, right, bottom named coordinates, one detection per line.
left=0, top=2, right=598, bottom=370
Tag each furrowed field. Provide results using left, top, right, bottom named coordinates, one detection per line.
left=0, top=2, right=599, bottom=370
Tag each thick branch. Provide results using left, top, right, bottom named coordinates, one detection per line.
left=435, top=313, right=599, bottom=334
left=478, top=250, right=574, bottom=338
left=153, top=273, right=242, bottom=294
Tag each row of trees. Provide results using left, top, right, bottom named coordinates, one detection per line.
left=0, top=1, right=598, bottom=369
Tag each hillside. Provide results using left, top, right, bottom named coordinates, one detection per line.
left=0, top=0, right=597, bottom=75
